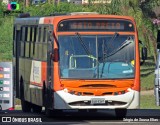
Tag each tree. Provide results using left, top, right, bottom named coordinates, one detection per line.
left=105, top=0, right=158, bottom=62
left=25, top=0, right=30, bottom=7
left=48, top=0, right=56, bottom=4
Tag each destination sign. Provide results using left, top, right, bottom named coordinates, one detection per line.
left=58, top=19, right=134, bottom=32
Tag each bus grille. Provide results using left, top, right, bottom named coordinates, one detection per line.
left=68, top=101, right=127, bottom=106
left=68, top=90, right=126, bottom=96
left=79, top=84, right=116, bottom=88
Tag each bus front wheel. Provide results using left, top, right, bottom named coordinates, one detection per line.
left=115, top=109, right=127, bottom=118
left=32, top=104, right=42, bottom=113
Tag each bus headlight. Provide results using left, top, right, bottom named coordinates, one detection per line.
left=64, top=88, right=68, bottom=93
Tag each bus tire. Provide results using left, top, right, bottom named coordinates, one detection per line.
left=21, top=100, right=32, bottom=112
left=115, top=109, right=127, bottom=118
left=42, top=82, right=46, bottom=106
left=78, top=109, right=88, bottom=113
left=89, top=109, right=97, bottom=112
left=20, top=77, right=32, bottom=112
left=32, top=104, right=42, bottom=113
left=43, top=83, right=52, bottom=117
left=45, top=108, right=52, bottom=117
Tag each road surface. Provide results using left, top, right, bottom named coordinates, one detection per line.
left=0, top=109, right=160, bottom=124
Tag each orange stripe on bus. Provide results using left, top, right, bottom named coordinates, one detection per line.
left=30, top=82, right=43, bottom=87
left=41, top=62, right=47, bottom=84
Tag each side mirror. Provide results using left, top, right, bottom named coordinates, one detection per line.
left=142, top=47, right=147, bottom=60
left=139, top=40, right=147, bottom=65
left=139, top=40, right=142, bottom=45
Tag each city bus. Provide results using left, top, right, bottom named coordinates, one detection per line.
left=13, top=12, right=147, bottom=115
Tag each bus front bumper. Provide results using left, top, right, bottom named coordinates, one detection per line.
left=53, top=89, right=139, bottom=109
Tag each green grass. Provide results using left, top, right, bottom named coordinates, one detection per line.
left=140, top=94, right=160, bottom=109
left=140, top=56, right=155, bottom=91
left=139, top=56, right=158, bottom=108
left=0, top=17, right=13, bottom=61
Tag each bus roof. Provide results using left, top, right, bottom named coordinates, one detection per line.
left=14, top=13, right=135, bottom=25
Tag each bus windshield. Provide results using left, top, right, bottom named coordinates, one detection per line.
left=59, top=34, right=135, bottom=79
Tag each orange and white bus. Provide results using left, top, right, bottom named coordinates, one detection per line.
left=13, top=12, right=147, bottom=115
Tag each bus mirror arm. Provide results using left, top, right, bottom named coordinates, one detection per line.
left=139, top=40, right=147, bottom=65
left=140, top=47, right=147, bottom=65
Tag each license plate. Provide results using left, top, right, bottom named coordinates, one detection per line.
left=91, top=98, right=105, bottom=104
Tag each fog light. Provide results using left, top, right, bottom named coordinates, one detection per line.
left=64, top=88, right=68, bottom=93
left=127, top=88, right=131, bottom=92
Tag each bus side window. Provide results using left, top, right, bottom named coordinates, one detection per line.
left=13, top=26, right=16, bottom=56
left=25, top=27, right=30, bottom=58
left=38, top=27, right=42, bottom=42
left=29, top=27, right=33, bottom=58
left=30, top=27, right=35, bottom=58
left=42, top=26, right=48, bottom=61
left=38, top=27, right=43, bottom=60
left=43, top=27, right=47, bottom=42
left=33, top=27, right=39, bottom=59
left=27, top=27, right=30, bottom=42
left=20, top=27, right=26, bottom=57
left=33, top=27, right=37, bottom=56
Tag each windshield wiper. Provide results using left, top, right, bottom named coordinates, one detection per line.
left=100, top=32, right=119, bottom=61
left=100, top=32, right=119, bottom=78
left=107, top=36, right=133, bottom=58
left=75, top=32, right=92, bottom=56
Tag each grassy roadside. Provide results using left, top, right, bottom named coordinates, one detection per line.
left=140, top=94, right=160, bottom=109
left=140, top=56, right=160, bottom=108
left=0, top=17, right=13, bottom=61
left=140, top=56, right=155, bottom=91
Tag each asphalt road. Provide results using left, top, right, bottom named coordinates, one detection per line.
left=0, top=109, right=160, bottom=124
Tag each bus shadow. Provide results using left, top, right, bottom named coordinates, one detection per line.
left=44, top=109, right=124, bottom=121
left=140, top=68, right=155, bottom=72
left=44, top=109, right=160, bottom=121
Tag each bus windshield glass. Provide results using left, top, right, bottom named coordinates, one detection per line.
left=59, top=34, right=135, bottom=79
